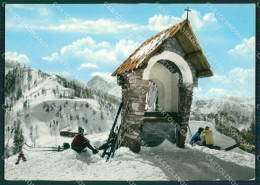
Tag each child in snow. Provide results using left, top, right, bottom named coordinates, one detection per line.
left=15, top=151, right=27, bottom=165
left=201, top=126, right=214, bottom=148
left=190, top=127, right=204, bottom=146
left=71, top=127, right=98, bottom=154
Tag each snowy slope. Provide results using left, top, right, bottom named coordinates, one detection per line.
left=4, top=61, right=119, bottom=157
left=5, top=128, right=254, bottom=180
left=187, top=121, right=254, bottom=161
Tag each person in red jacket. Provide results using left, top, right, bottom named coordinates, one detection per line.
left=71, top=127, right=98, bottom=154
left=15, top=150, right=27, bottom=165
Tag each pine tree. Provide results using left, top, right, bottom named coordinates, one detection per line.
left=12, top=120, right=24, bottom=154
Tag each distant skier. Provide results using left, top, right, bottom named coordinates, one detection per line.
left=201, top=126, right=214, bottom=148
left=15, top=151, right=27, bottom=165
left=190, top=127, right=204, bottom=146
left=71, top=127, right=98, bottom=154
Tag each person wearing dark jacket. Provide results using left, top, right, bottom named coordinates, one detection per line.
left=71, top=127, right=98, bottom=154
left=190, top=127, right=204, bottom=146
left=15, top=150, right=27, bottom=165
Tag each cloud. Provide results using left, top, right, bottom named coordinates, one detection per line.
left=5, top=51, right=30, bottom=63
left=146, top=14, right=182, bottom=32
left=205, top=88, right=230, bottom=98
left=203, top=13, right=217, bottom=23
left=193, top=87, right=203, bottom=93
left=114, top=40, right=140, bottom=59
left=91, top=72, right=115, bottom=81
left=10, top=4, right=51, bottom=16
left=194, top=88, right=231, bottom=99
left=210, top=74, right=228, bottom=83
left=78, top=63, right=98, bottom=70
left=7, top=17, right=138, bottom=35
left=43, top=36, right=140, bottom=66
left=210, top=67, right=254, bottom=84
left=229, top=67, right=254, bottom=83
left=42, top=52, right=59, bottom=62
left=61, top=71, right=71, bottom=77
left=228, top=37, right=255, bottom=56
left=147, top=10, right=217, bottom=32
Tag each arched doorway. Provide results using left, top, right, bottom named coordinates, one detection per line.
left=145, top=60, right=182, bottom=112
left=142, top=51, right=194, bottom=147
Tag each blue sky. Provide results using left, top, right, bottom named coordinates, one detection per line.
left=5, top=3, right=255, bottom=99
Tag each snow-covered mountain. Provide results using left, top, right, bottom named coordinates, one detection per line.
left=4, top=60, right=120, bottom=157
left=190, top=96, right=255, bottom=131
left=87, top=75, right=116, bottom=93
left=87, top=75, right=121, bottom=98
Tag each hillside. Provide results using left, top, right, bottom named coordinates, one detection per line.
left=191, top=96, right=255, bottom=131
left=4, top=60, right=120, bottom=158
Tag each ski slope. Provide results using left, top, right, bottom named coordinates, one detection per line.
left=5, top=121, right=255, bottom=181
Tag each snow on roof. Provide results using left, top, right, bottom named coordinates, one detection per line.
left=133, top=31, right=170, bottom=68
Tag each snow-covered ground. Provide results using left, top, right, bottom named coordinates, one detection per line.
left=4, top=61, right=255, bottom=181
left=5, top=121, right=255, bottom=181
left=187, top=121, right=254, bottom=169
left=5, top=131, right=167, bottom=180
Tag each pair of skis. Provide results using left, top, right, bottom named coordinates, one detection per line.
left=102, top=102, right=123, bottom=162
left=24, top=143, right=70, bottom=152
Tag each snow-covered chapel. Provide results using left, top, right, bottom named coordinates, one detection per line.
left=112, top=19, right=213, bottom=153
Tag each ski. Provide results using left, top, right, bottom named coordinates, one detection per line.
left=25, top=143, right=60, bottom=149
left=224, top=143, right=239, bottom=151
left=110, top=123, right=122, bottom=159
left=101, top=102, right=126, bottom=161
left=23, top=147, right=66, bottom=152
left=24, top=142, right=70, bottom=151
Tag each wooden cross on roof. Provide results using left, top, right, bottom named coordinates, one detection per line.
left=184, top=6, right=191, bottom=20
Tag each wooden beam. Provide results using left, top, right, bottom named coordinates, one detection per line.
left=185, top=50, right=202, bottom=60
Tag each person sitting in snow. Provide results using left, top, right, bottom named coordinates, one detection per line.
left=71, top=127, right=98, bottom=154
left=201, top=126, right=214, bottom=148
left=190, top=127, right=204, bottom=146
left=15, top=150, right=27, bottom=165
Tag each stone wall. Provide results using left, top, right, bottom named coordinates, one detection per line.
left=164, top=37, right=198, bottom=86
left=164, top=37, right=185, bottom=57
left=177, top=84, right=194, bottom=148
left=118, top=69, right=149, bottom=153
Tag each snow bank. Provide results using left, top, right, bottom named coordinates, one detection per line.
left=187, top=144, right=254, bottom=169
